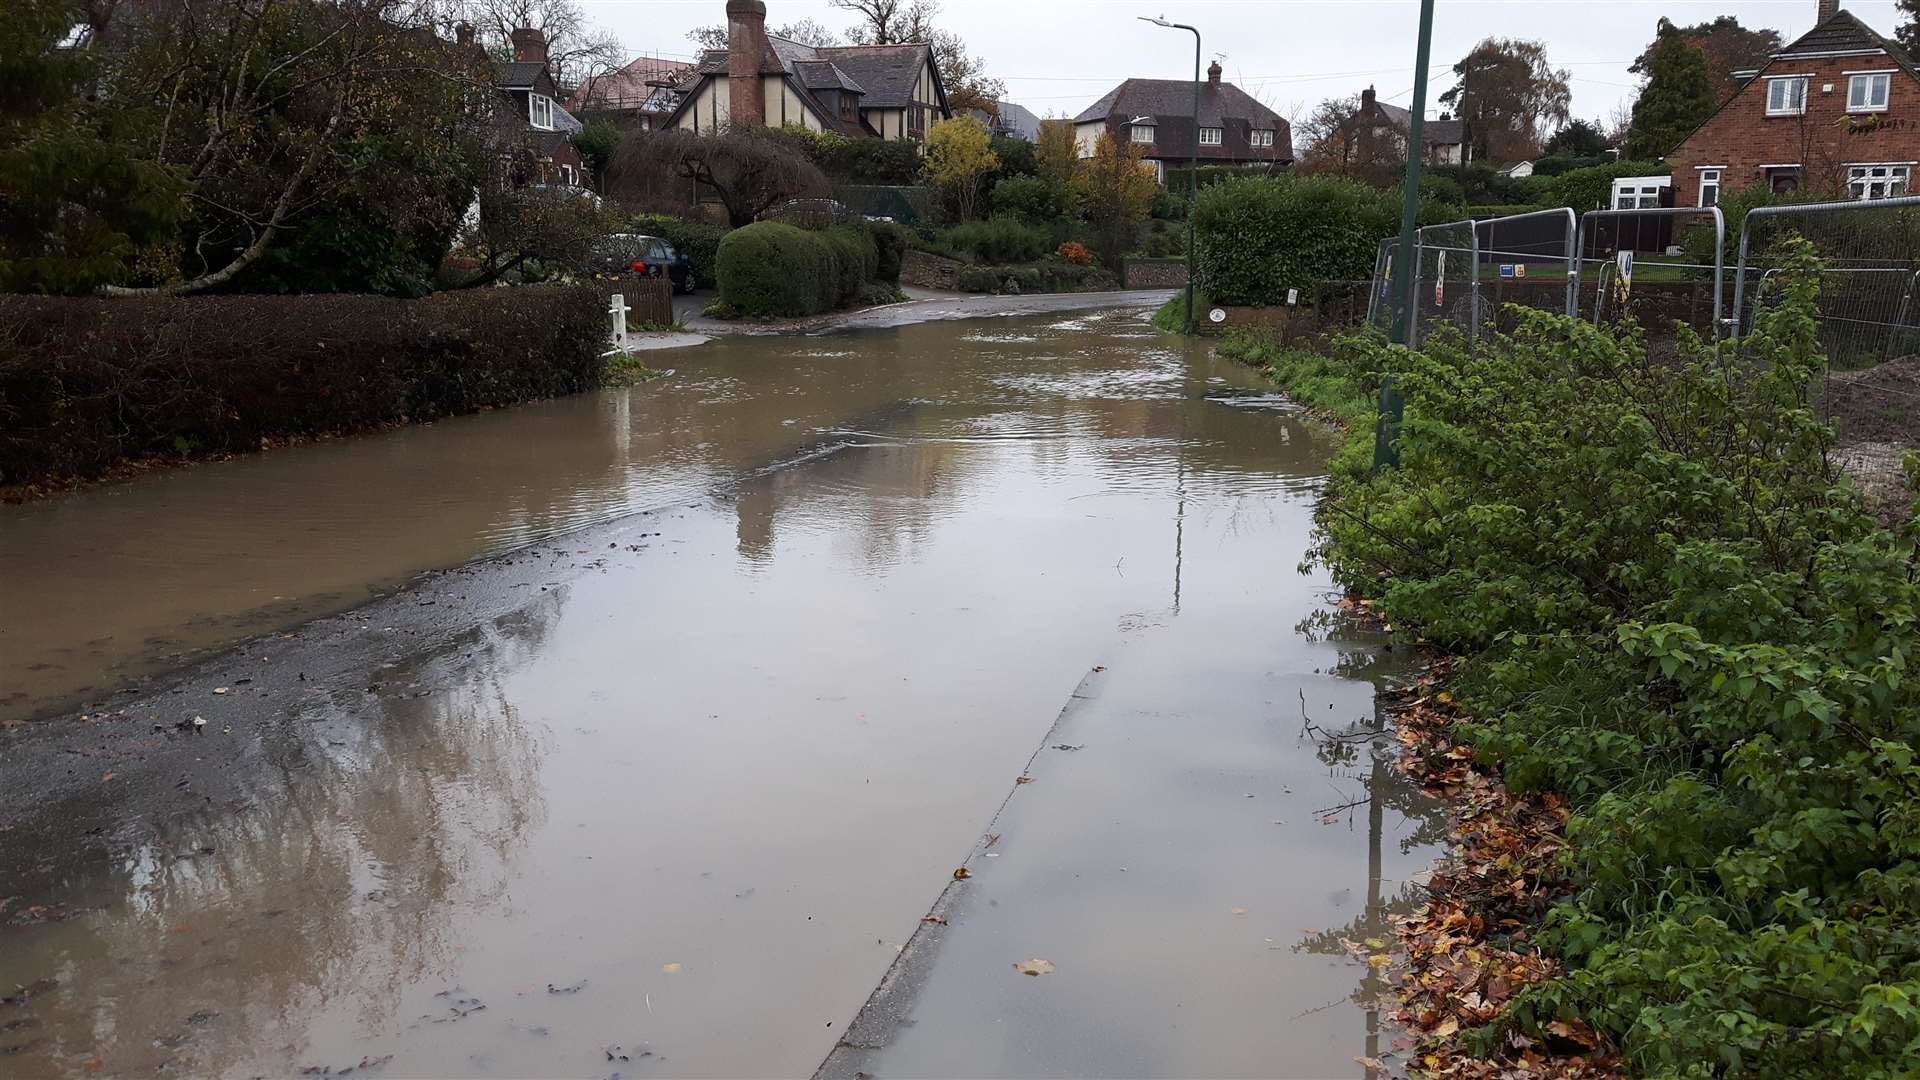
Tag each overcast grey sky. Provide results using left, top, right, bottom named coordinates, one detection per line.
left=581, top=0, right=1906, bottom=127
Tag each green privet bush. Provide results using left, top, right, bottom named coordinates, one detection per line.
left=1225, top=240, right=1920, bottom=1078
left=866, top=220, right=911, bottom=284
left=714, top=221, right=879, bottom=317
left=0, top=288, right=607, bottom=485
left=1191, top=175, right=1400, bottom=306
left=928, top=216, right=1051, bottom=264
left=629, top=214, right=730, bottom=289
left=988, top=175, right=1075, bottom=225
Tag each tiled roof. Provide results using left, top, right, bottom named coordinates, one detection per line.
left=567, top=56, right=695, bottom=113
left=494, top=61, right=544, bottom=88
left=1778, top=9, right=1920, bottom=79
left=795, top=59, right=865, bottom=94
left=993, top=100, right=1042, bottom=140
left=1372, top=100, right=1464, bottom=147
left=1074, top=78, right=1279, bottom=129
left=812, top=44, right=930, bottom=109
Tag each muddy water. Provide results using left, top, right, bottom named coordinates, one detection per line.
left=0, top=310, right=1443, bottom=1078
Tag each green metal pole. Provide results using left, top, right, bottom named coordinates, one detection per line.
left=1184, top=26, right=1199, bottom=335
left=1376, top=0, right=1436, bottom=471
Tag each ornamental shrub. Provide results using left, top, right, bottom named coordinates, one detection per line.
left=933, top=215, right=1050, bottom=264
left=989, top=175, right=1075, bottom=224
left=715, top=220, right=880, bottom=316
left=1056, top=241, right=1092, bottom=265
left=866, top=220, right=911, bottom=284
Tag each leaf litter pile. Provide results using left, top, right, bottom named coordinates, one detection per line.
left=1382, top=651, right=1623, bottom=1079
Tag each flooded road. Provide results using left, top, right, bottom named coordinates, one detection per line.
left=0, top=308, right=1442, bottom=1078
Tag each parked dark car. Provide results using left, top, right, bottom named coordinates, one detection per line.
left=596, top=233, right=693, bottom=293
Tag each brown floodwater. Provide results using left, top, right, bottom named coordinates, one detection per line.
left=0, top=309, right=1443, bottom=1078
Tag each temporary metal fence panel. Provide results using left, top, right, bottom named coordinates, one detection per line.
left=1576, top=206, right=1725, bottom=338
left=1365, top=238, right=1395, bottom=331
left=1732, top=195, right=1920, bottom=506
left=1472, top=208, right=1579, bottom=338
left=1411, top=219, right=1477, bottom=347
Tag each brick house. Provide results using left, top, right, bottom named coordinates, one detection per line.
left=1355, top=86, right=1466, bottom=165
left=1667, top=1, right=1920, bottom=207
left=1072, top=63, right=1293, bottom=184
left=667, top=0, right=950, bottom=140
left=567, top=56, right=698, bottom=130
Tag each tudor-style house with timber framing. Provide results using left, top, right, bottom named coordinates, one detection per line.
left=667, top=0, right=950, bottom=140
left=1666, top=1, right=1920, bottom=207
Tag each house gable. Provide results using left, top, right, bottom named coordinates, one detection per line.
left=1666, top=9, right=1920, bottom=206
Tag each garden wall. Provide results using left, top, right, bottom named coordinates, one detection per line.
left=1122, top=258, right=1189, bottom=290
left=0, top=288, right=607, bottom=489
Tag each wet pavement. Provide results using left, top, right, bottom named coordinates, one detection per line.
left=0, top=304, right=1440, bottom=1078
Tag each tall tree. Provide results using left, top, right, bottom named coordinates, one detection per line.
left=1439, top=38, right=1570, bottom=163
left=687, top=18, right=841, bottom=51
left=605, top=127, right=830, bottom=228
left=833, top=0, right=935, bottom=45
left=1899, top=1, right=1920, bottom=55
left=1297, top=93, right=1404, bottom=185
left=929, top=28, right=1004, bottom=116
left=1543, top=119, right=1609, bottom=157
left=1625, top=25, right=1714, bottom=161
left=1077, top=130, right=1156, bottom=268
left=923, top=115, right=998, bottom=220
left=1033, top=118, right=1080, bottom=188
left=1631, top=16, right=1781, bottom=91
left=460, top=0, right=623, bottom=92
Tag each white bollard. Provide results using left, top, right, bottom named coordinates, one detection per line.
left=608, top=293, right=630, bottom=352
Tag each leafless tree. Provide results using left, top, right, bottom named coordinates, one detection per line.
left=687, top=17, right=841, bottom=51
left=460, top=0, right=622, bottom=92
left=604, top=126, right=829, bottom=228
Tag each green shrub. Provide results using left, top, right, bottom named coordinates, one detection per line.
left=1149, top=190, right=1189, bottom=221
left=715, top=220, right=882, bottom=316
left=1191, top=174, right=1400, bottom=306
left=0, top=288, right=607, bottom=486
left=988, top=175, right=1075, bottom=224
left=1231, top=242, right=1920, bottom=1079
left=629, top=213, right=730, bottom=289
left=1150, top=289, right=1212, bottom=333
left=931, top=215, right=1051, bottom=264
left=955, top=261, right=1108, bottom=294
left=1532, top=159, right=1666, bottom=212
left=866, top=220, right=911, bottom=284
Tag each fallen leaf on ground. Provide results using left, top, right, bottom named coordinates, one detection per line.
left=952, top=867, right=971, bottom=880
left=1013, top=958, right=1055, bottom=976
left=921, top=914, right=947, bottom=924
left=660, top=963, right=681, bottom=974
left=1231, top=907, right=1249, bottom=915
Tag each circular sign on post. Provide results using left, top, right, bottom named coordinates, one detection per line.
left=1208, top=307, right=1227, bottom=324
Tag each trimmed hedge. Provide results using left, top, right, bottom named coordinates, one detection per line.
left=1192, top=175, right=1398, bottom=307
left=924, top=216, right=1052, bottom=264
left=868, top=221, right=910, bottom=284
left=714, top=221, right=882, bottom=317
left=0, top=288, right=607, bottom=487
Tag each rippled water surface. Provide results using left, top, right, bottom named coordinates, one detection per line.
left=0, top=310, right=1442, bottom=1078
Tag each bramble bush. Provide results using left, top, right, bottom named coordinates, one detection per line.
left=1225, top=240, right=1920, bottom=1078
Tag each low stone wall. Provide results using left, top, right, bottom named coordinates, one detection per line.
left=1122, top=257, right=1189, bottom=290
left=901, top=249, right=963, bottom=291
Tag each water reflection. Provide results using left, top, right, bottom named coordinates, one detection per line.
left=0, top=593, right=557, bottom=1076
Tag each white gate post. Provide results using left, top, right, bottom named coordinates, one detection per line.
left=608, top=293, right=630, bottom=352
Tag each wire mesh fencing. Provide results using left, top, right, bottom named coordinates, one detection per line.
left=1409, top=220, right=1478, bottom=347
left=1576, top=207, right=1726, bottom=341
left=1733, top=197, right=1920, bottom=511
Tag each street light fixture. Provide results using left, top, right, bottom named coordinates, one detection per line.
left=1139, top=15, right=1200, bottom=335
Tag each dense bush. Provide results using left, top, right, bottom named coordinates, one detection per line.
left=1149, top=190, right=1189, bottom=221
left=988, top=175, right=1075, bottom=224
left=1521, top=159, right=1666, bottom=212
left=629, top=214, right=730, bottom=289
left=866, top=220, right=911, bottom=284
left=770, top=126, right=924, bottom=185
left=926, top=215, right=1052, bottom=264
left=955, top=261, right=1110, bottom=294
left=714, top=221, right=880, bottom=316
left=1192, top=174, right=1401, bottom=306
left=1165, top=164, right=1281, bottom=193
left=1227, top=243, right=1920, bottom=1079
left=0, top=288, right=607, bottom=486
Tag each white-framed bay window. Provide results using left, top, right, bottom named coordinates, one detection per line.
left=1131, top=123, right=1156, bottom=144
left=1766, top=75, right=1809, bottom=116
left=1847, top=71, right=1893, bottom=113
left=1611, top=175, right=1668, bottom=210
left=1198, top=126, right=1223, bottom=146
left=1847, top=162, right=1911, bottom=200
left=529, top=92, right=555, bottom=131
left=1697, top=166, right=1724, bottom=208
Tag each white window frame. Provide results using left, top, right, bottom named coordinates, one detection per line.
left=1846, top=71, right=1892, bottom=113
left=1130, top=123, right=1156, bottom=144
left=1766, top=76, right=1809, bottom=116
left=560, top=164, right=576, bottom=186
left=1250, top=128, right=1274, bottom=148
left=529, top=92, right=555, bottom=131
left=1698, top=167, right=1723, bottom=208
left=1610, top=176, right=1668, bottom=210
left=1198, top=126, right=1223, bottom=146
left=1847, top=162, right=1912, bottom=199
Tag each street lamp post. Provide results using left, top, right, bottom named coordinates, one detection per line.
left=1140, top=16, right=1200, bottom=335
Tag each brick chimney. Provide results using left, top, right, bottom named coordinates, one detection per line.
left=511, top=27, right=547, bottom=63
left=454, top=21, right=474, bottom=48
left=727, top=0, right=780, bottom=127
left=1207, top=60, right=1222, bottom=86
left=1361, top=85, right=1376, bottom=113
left=1817, top=0, right=1840, bottom=21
